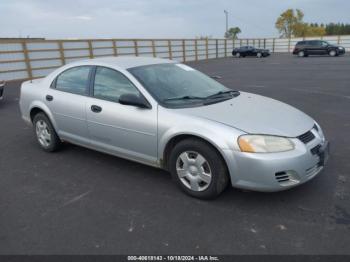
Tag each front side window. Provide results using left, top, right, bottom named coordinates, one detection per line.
left=93, top=67, right=140, bottom=102
left=128, top=63, right=236, bottom=108
left=55, top=66, right=91, bottom=95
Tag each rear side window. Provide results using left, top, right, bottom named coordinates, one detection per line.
left=93, top=67, right=140, bottom=102
left=55, top=66, right=91, bottom=95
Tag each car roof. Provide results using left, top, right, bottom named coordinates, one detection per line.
left=77, top=56, right=176, bottom=69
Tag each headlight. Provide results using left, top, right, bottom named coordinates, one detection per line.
left=238, top=135, right=295, bottom=153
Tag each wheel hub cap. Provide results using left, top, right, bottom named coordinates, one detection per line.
left=176, top=151, right=212, bottom=192
left=35, top=120, right=51, bottom=147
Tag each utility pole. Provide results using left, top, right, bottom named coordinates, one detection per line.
left=224, top=10, right=228, bottom=36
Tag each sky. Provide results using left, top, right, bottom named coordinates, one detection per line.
left=1, top=0, right=349, bottom=39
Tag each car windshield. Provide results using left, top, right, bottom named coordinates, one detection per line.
left=128, top=63, right=238, bottom=108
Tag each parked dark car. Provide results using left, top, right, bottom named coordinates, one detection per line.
left=0, top=81, right=5, bottom=101
left=293, top=40, right=345, bottom=57
left=232, top=46, right=270, bottom=58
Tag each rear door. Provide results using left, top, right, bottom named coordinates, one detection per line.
left=85, top=66, right=158, bottom=164
left=47, top=66, right=92, bottom=145
left=246, top=46, right=255, bottom=56
left=307, top=41, right=321, bottom=55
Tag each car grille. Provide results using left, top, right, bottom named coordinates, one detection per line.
left=298, top=130, right=315, bottom=144
left=275, top=172, right=290, bottom=183
left=311, top=144, right=322, bottom=155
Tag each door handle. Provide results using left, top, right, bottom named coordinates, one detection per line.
left=46, top=95, right=53, bottom=101
left=91, top=105, right=102, bottom=113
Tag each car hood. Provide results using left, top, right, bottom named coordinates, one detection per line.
left=178, top=92, right=314, bottom=137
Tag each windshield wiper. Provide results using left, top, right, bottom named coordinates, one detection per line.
left=205, top=90, right=240, bottom=99
left=163, top=95, right=206, bottom=102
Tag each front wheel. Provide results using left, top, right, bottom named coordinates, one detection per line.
left=235, top=52, right=241, bottom=58
left=33, top=113, right=62, bottom=152
left=257, top=52, right=262, bottom=58
left=298, top=50, right=305, bottom=57
left=329, top=50, right=337, bottom=57
left=169, top=138, right=229, bottom=199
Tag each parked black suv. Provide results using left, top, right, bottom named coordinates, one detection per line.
left=293, top=40, right=345, bottom=57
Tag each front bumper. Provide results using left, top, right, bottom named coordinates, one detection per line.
left=338, top=48, right=346, bottom=55
left=223, top=133, right=329, bottom=192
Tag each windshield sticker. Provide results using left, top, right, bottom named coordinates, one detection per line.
left=176, top=64, right=195, bottom=71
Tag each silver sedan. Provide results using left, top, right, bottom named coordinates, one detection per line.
left=19, top=57, right=329, bottom=199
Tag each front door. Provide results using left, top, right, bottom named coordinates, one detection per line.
left=86, top=66, right=158, bottom=165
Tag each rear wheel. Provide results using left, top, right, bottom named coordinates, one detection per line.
left=257, top=52, right=262, bottom=58
left=33, top=113, right=61, bottom=152
left=298, top=50, right=305, bottom=57
left=169, top=138, right=229, bottom=199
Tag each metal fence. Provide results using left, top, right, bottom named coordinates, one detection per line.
left=1, top=35, right=350, bottom=82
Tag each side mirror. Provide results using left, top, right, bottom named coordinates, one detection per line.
left=119, top=93, right=151, bottom=109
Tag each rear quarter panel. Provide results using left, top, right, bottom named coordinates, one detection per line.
left=19, top=79, right=57, bottom=128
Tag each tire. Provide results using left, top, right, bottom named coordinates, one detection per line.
left=33, top=112, right=62, bottom=152
left=298, top=50, right=305, bottom=57
left=257, top=52, right=262, bottom=58
left=168, top=138, right=229, bottom=199
left=235, top=53, right=241, bottom=58
left=329, top=50, right=337, bottom=57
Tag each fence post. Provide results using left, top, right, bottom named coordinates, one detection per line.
left=21, top=41, right=33, bottom=79
left=195, top=39, right=198, bottom=61
left=288, top=38, right=291, bottom=53
left=134, top=40, right=139, bottom=56
left=87, top=40, right=94, bottom=58
left=182, top=40, right=186, bottom=62
left=224, top=39, right=227, bottom=57
left=58, top=41, right=66, bottom=65
left=168, top=40, right=172, bottom=60
left=272, top=38, right=275, bottom=53
left=215, top=39, right=218, bottom=58
left=264, top=39, right=266, bottom=49
left=151, top=40, right=156, bottom=57
left=112, top=40, right=118, bottom=57
left=205, top=39, right=209, bottom=59
left=337, top=35, right=341, bottom=45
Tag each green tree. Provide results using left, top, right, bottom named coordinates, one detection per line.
left=275, top=9, right=304, bottom=38
left=224, top=27, right=241, bottom=39
left=293, top=23, right=326, bottom=37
